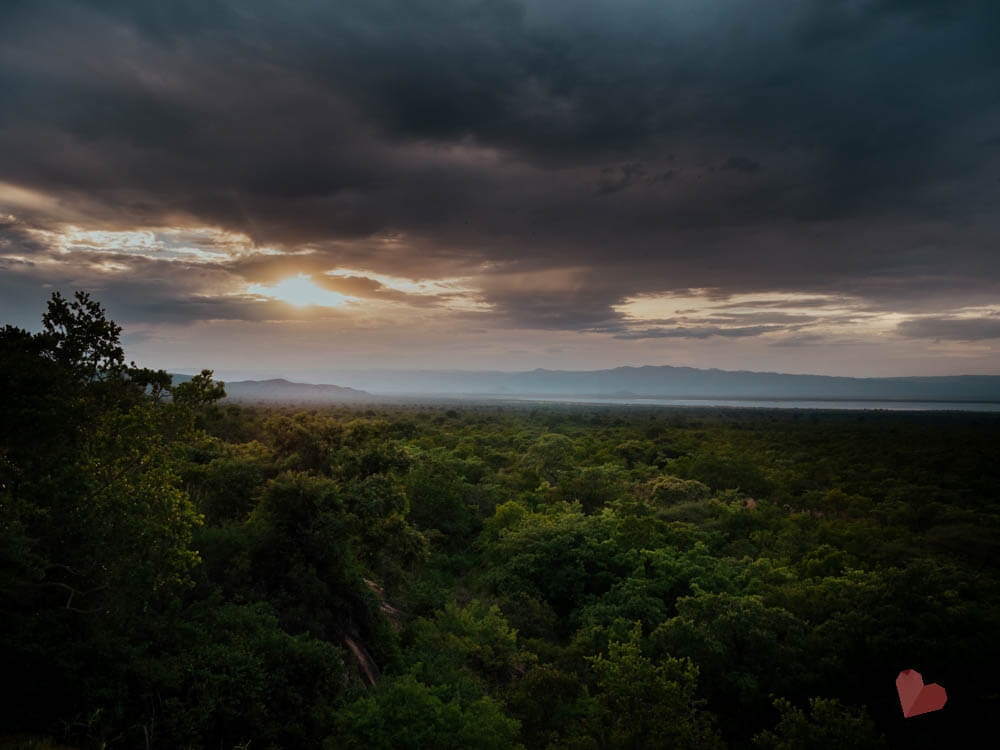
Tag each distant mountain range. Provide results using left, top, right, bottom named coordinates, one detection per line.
left=174, top=366, right=1000, bottom=404
left=169, top=376, right=372, bottom=403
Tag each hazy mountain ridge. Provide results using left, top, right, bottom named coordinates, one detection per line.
left=223, top=379, right=373, bottom=402
left=170, top=376, right=373, bottom=402
left=311, top=365, right=1000, bottom=402
left=177, top=367, right=1000, bottom=402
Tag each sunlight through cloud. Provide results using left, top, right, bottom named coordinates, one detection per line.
left=249, top=273, right=353, bottom=307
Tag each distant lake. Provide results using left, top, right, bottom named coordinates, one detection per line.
left=504, top=396, right=1000, bottom=412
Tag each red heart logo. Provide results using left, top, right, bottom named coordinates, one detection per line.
left=896, top=669, right=947, bottom=718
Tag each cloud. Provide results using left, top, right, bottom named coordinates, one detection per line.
left=722, top=156, right=762, bottom=175
left=897, top=316, right=1000, bottom=341
left=613, top=325, right=784, bottom=340
left=0, top=0, right=999, bottom=366
left=596, top=163, right=646, bottom=195
left=771, top=333, right=829, bottom=347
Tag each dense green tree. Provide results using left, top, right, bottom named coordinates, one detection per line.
left=752, top=697, right=886, bottom=750
left=637, top=475, right=712, bottom=506
left=574, top=623, right=723, bottom=749
left=151, top=602, right=346, bottom=749
left=407, top=600, right=532, bottom=689
left=522, top=433, right=576, bottom=484
left=405, top=448, right=479, bottom=542
left=244, top=472, right=371, bottom=639
left=651, top=592, right=810, bottom=741
left=485, top=504, right=624, bottom=623
left=185, top=440, right=273, bottom=524
left=329, top=675, right=522, bottom=750
left=1, top=292, right=225, bottom=743
left=554, top=464, right=628, bottom=513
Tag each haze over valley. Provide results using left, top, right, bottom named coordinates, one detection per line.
left=200, top=365, right=1000, bottom=405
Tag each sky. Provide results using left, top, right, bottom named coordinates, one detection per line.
left=2, top=0, right=1000, bottom=378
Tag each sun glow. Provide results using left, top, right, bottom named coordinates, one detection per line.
left=249, top=273, right=352, bottom=307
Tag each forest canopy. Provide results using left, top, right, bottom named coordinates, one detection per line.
left=1, top=293, right=997, bottom=749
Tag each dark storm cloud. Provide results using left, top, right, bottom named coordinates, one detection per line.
left=596, top=163, right=647, bottom=195
left=136, top=295, right=335, bottom=324
left=482, top=285, right=625, bottom=331
left=0, top=217, right=49, bottom=258
left=897, top=317, right=1000, bottom=341
left=2, top=0, right=1000, bottom=332
left=722, top=157, right=762, bottom=175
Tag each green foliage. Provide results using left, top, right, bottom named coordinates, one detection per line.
left=553, top=464, right=628, bottom=513
left=651, top=593, right=809, bottom=740
left=404, top=447, right=479, bottom=541
left=153, top=602, right=345, bottom=749
left=329, top=675, right=522, bottom=750
left=41, top=290, right=125, bottom=383
left=245, top=472, right=368, bottom=638
left=266, top=412, right=343, bottom=473
left=343, top=473, right=429, bottom=588
left=1, top=292, right=226, bottom=743
left=578, top=622, right=723, bottom=749
left=4, top=292, right=1000, bottom=749
left=408, top=600, right=532, bottom=688
left=670, top=446, right=772, bottom=496
left=485, top=504, right=624, bottom=623
left=522, top=433, right=576, bottom=484
left=506, top=664, right=590, bottom=750
left=186, top=440, right=272, bottom=523
left=638, top=474, right=712, bottom=506
left=753, top=697, right=886, bottom=750
left=482, top=499, right=529, bottom=539
left=172, top=368, right=227, bottom=408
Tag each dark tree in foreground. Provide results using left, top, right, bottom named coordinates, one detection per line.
left=1, top=293, right=227, bottom=745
